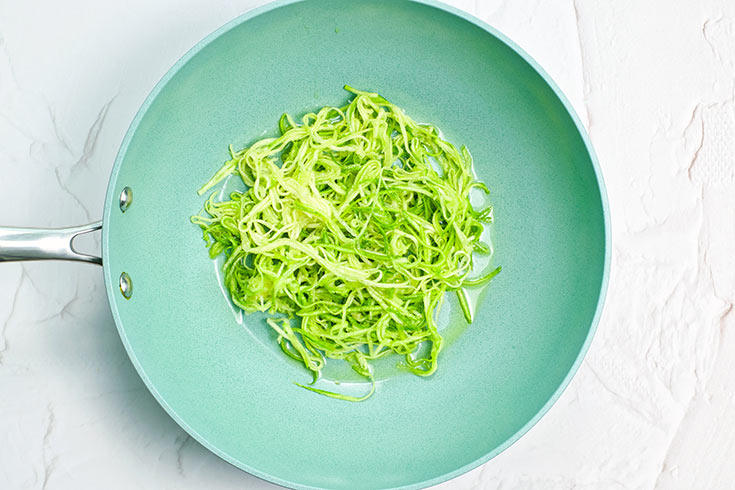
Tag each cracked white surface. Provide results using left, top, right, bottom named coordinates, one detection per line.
left=1, top=1, right=734, bottom=489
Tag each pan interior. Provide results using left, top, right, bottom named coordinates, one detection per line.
left=103, top=1, right=607, bottom=489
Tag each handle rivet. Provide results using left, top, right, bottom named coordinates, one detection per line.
left=119, top=272, right=133, bottom=299
left=119, top=187, right=133, bottom=213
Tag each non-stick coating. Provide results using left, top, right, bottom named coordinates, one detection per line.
left=102, top=1, right=609, bottom=489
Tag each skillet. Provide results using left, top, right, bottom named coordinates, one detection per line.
left=0, top=1, right=610, bottom=488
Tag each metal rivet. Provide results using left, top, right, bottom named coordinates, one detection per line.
left=119, top=187, right=133, bottom=213
left=119, top=272, right=133, bottom=300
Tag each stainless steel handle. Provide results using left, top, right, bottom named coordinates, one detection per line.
left=0, top=222, right=102, bottom=265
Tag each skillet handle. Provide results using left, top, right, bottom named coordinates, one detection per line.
left=0, top=222, right=102, bottom=265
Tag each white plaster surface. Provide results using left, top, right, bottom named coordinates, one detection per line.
left=1, top=0, right=734, bottom=488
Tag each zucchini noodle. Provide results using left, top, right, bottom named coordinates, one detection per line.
left=192, top=86, right=498, bottom=401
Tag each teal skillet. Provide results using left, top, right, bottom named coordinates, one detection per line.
left=0, top=1, right=609, bottom=489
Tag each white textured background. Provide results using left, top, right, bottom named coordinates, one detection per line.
left=1, top=1, right=734, bottom=489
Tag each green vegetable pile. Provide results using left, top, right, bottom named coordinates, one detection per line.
left=192, top=86, right=498, bottom=401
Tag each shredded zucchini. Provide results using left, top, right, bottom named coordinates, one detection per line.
left=192, top=86, right=498, bottom=400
